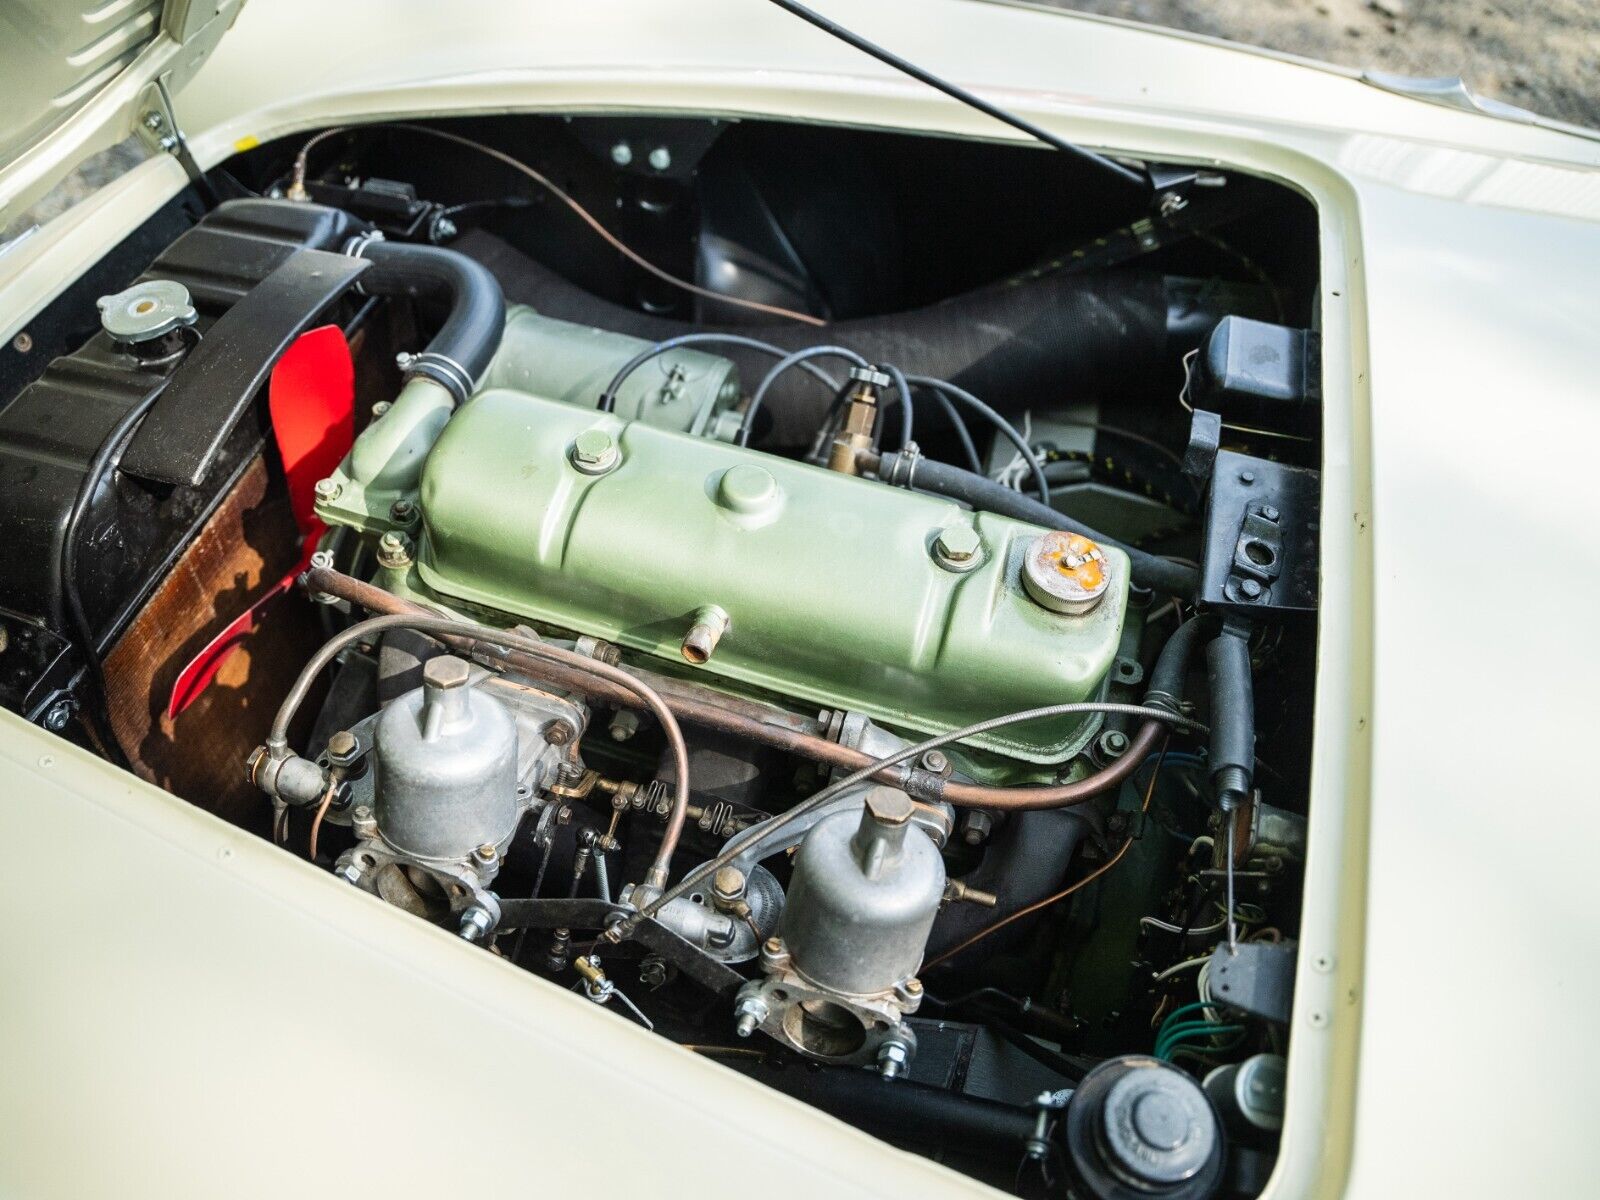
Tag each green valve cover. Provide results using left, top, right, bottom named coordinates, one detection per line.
left=411, top=389, right=1129, bottom=763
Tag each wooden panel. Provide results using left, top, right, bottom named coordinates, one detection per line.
left=104, top=456, right=326, bottom=829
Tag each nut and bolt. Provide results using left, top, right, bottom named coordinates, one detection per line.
left=326, top=730, right=360, bottom=767
left=733, top=995, right=769, bottom=1038
left=876, top=1040, right=911, bottom=1080
left=932, top=525, right=983, bottom=572
left=647, top=146, right=672, bottom=171
left=919, top=749, right=950, bottom=776
left=609, top=141, right=633, bottom=166
left=569, top=428, right=620, bottom=475
left=43, top=701, right=73, bottom=733
left=335, top=862, right=363, bottom=885
left=390, top=498, right=417, bottom=524
left=962, top=810, right=994, bottom=847
left=711, top=866, right=747, bottom=909
left=458, top=905, right=494, bottom=943
left=608, top=710, right=641, bottom=742
left=545, top=719, right=575, bottom=746
left=1095, top=729, right=1131, bottom=762
left=376, top=530, right=413, bottom=569
left=313, top=477, right=341, bottom=503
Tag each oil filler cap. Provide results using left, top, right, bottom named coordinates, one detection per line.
left=1064, top=1057, right=1224, bottom=1199
left=1022, top=530, right=1111, bottom=615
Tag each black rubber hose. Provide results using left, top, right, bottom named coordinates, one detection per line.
left=453, top=230, right=1166, bottom=447
left=1205, top=619, right=1255, bottom=810
left=876, top=451, right=1197, bottom=597
left=727, top=1062, right=1039, bottom=1157
left=1145, top=614, right=1211, bottom=710
left=347, top=239, right=505, bottom=401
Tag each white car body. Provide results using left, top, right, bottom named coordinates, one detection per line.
left=1, top=2, right=1597, bottom=1196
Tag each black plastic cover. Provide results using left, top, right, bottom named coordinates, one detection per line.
left=1195, top=315, right=1320, bottom=435
left=1197, top=449, right=1319, bottom=618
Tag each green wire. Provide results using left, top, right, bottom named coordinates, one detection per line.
left=1155, top=1023, right=1244, bottom=1061
left=1156, top=1001, right=1216, bottom=1040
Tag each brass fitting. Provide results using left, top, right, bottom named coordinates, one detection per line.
left=826, top=365, right=892, bottom=475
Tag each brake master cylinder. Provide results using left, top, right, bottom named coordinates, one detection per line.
left=734, top=788, right=945, bottom=1075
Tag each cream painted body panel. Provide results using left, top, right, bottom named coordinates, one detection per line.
left=0, top=2, right=1595, bottom=1197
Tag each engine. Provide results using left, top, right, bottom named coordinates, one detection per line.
left=1, top=113, right=1324, bottom=1199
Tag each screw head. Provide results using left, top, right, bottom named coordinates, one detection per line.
left=648, top=146, right=672, bottom=171
left=1239, top=578, right=1264, bottom=600
left=610, top=141, right=633, bottom=166
left=1239, top=470, right=1256, bottom=485
left=143, top=111, right=164, bottom=131
left=371, top=400, right=392, bottom=418
left=11, top=331, right=32, bottom=354
left=1260, top=505, right=1280, bottom=522
left=570, top=429, right=619, bottom=474
left=390, top=499, right=417, bottom=524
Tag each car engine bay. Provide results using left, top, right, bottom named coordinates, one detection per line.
left=0, top=109, right=1324, bottom=1199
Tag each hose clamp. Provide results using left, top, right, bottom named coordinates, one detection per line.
left=405, top=351, right=475, bottom=404
left=341, top=231, right=385, bottom=295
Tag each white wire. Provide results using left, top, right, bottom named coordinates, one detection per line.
left=991, top=410, right=1034, bottom=491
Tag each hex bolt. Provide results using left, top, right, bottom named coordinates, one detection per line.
left=610, top=141, right=633, bottom=166
left=733, top=995, right=769, bottom=1038
left=877, top=1040, right=911, bottom=1080
left=1096, top=729, right=1131, bottom=762
left=962, top=810, right=994, bottom=847
left=390, top=498, right=417, bottom=524
left=864, top=786, right=914, bottom=827
left=933, top=525, right=983, bottom=571
left=919, top=749, right=950, bottom=775
left=1260, top=505, right=1280, bottom=522
left=545, top=719, right=575, bottom=746
left=371, top=400, right=392, bottom=418
left=458, top=906, right=494, bottom=943
left=326, top=730, right=360, bottom=767
left=681, top=605, right=730, bottom=665
left=1239, top=578, right=1264, bottom=600
left=313, top=477, right=341, bottom=503
left=336, top=862, right=363, bottom=885
left=608, top=710, right=641, bottom=742
left=711, top=866, right=747, bottom=909
left=43, top=701, right=72, bottom=733
left=648, top=146, right=672, bottom=171
left=570, top=428, right=620, bottom=475
left=142, top=111, right=164, bottom=132
left=376, top=530, right=413, bottom=569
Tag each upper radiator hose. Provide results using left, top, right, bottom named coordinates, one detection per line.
left=345, top=237, right=506, bottom=402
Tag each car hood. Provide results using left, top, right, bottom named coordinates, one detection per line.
left=0, top=0, right=244, bottom=223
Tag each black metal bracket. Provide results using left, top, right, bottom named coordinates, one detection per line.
left=120, top=248, right=368, bottom=487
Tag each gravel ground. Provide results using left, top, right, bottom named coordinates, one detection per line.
left=1046, top=0, right=1599, bottom=130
